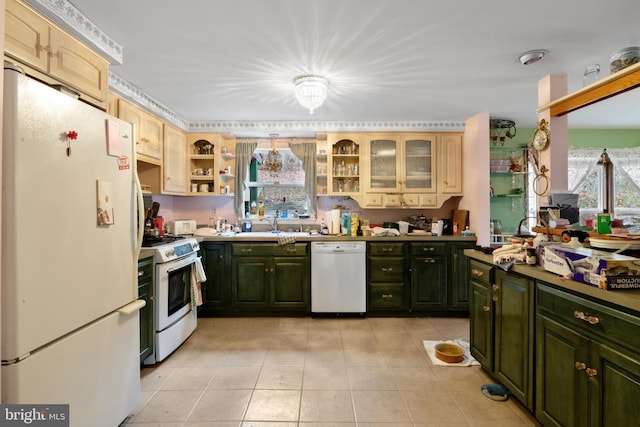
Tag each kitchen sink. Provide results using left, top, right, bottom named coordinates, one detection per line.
left=232, top=231, right=316, bottom=238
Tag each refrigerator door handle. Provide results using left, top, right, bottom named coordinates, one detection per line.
left=117, top=299, right=146, bottom=315
left=133, top=153, right=144, bottom=259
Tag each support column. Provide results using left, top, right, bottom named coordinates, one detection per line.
left=537, top=75, right=569, bottom=211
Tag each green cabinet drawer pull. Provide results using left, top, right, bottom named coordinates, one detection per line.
left=423, top=258, right=436, bottom=263
left=241, top=248, right=252, bottom=253
left=422, top=246, right=435, bottom=252
left=382, top=294, right=393, bottom=299
left=574, top=310, right=600, bottom=325
left=382, top=247, right=394, bottom=252
left=381, top=267, right=394, bottom=272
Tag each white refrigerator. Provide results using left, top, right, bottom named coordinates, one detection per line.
left=1, top=67, right=143, bottom=427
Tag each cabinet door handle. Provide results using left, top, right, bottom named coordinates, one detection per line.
left=482, top=305, right=491, bottom=312
left=574, top=310, right=600, bottom=325
left=382, top=294, right=393, bottom=299
left=381, top=267, right=394, bottom=272
left=471, top=268, right=484, bottom=277
left=423, top=247, right=435, bottom=252
left=586, top=368, right=598, bottom=377
left=575, top=362, right=586, bottom=371
left=138, top=271, right=144, bottom=277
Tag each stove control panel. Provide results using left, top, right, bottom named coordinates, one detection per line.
left=154, top=238, right=199, bottom=263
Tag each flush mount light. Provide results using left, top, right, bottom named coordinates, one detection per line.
left=294, top=75, right=328, bottom=114
left=518, top=49, right=548, bottom=65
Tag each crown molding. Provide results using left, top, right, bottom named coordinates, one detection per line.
left=109, top=72, right=190, bottom=130
left=187, top=120, right=466, bottom=134
left=25, top=0, right=123, bottom=64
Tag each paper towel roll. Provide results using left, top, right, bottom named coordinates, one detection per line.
left=331, top=208, right=341, bottom=235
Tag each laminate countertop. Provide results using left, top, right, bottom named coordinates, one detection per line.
left=465, top=249, right=640, bottom=314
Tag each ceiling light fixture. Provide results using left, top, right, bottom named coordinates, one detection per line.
left=518, top=49, right=548, bottom=65
left=294, top=75, right=328, bottom=114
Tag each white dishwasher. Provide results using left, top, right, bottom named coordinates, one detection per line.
left=311, top=241, right=367, bottom=314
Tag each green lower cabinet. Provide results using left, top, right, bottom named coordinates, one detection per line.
left=536, top=282, right=640, bottom=426
left=469, top=265, right=494, bottom=370
left=536, top=314, right=590, bottom=426
left=449, top=242, right=476, bottom=310
left=367, top=242, right=409, bottom=312
left=199, top=243, right=228, bottom=315
left=367, top=240, right=476, bottom=313
left=590, top=341, right=640, bottom=427
left=231, top=257, right=269, bottom=307
left=137, top=256, right=154, bottom=363
left=410, top=255, right=447, bottom=309
left=271, top=256, right=309, bottom=308
left=230, top=243, right=309, bottom=312
left=494, top=269, right=534, bottom=409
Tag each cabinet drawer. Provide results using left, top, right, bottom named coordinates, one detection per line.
left=409, top=242, right=446, bottom=256
left=369, top=257, right=405, bottom=282
left=137, top=256, right=153, bottom=284
left=537, top=282, right=640, bottom=351
left=369, top=284, right=407, bottom=308
left=368, top=242, right=404, bottom=256
left=469, top=260, right=493, bottom=286
left=232, top=243, right=308, bottom=256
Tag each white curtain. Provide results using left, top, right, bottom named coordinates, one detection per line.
left=234, top=139, right=259, bottom=215
left=568, top=146, right=640, bottom=210
left=288, top=138, right=317, bottom=216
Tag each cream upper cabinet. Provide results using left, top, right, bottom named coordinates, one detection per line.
left=363, top=133, right=437, bottom=194
left=364, top=134, right=401, bottom=193
left=5, top=0, right=109, bottom=105
left=326, top=133, right=362, bottom=195
left=117, top=99, right=163, bottom=163
left=162, top=125, right=187, bottom=195
left=438, top=133, right=463, bottom=194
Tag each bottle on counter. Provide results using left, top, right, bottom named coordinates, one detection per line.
left=250, top=200, right=257, bottom=217
left=209, top=208, right=218, bottom=229
left=258, top=201, right=265, bottom=218
left=350, top=212, right=359, bottom=236
left=320, top=218, right=329, bottom=235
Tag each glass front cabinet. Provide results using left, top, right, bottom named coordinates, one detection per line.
left=364, top=133, right=437, bottom=194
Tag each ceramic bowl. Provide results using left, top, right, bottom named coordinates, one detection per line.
left=435, top=343, right=464, bottom=363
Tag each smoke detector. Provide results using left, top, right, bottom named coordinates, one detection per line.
left=518, top=49, right=548, bottom=65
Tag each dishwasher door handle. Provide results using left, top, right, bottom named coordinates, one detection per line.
left=332, top=249, right=346, bottom=253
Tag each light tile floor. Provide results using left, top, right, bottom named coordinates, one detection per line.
left=122, top=316, right=541, bottom=426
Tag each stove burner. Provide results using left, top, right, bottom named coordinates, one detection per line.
left=142, top=235, right=186, bottom=247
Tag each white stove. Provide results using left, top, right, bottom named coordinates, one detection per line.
left=142, top=237, right=200, bottom=365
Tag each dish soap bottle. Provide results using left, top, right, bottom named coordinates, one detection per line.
left=258, top=201, right=265, bottom=218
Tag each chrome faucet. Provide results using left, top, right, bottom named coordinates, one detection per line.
left=262, top=216, right=278, bottom=232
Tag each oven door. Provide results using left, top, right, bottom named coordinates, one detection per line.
left=155, top=252, right=196, bottom=332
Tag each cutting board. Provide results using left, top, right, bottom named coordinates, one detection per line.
left=452, top=209, right=469, bottom=232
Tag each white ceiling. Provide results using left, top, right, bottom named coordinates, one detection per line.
left=66, top=0, right=640, bottom=135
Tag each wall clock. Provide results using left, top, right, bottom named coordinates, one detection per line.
left=532, top=119, right=550, bottom=151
